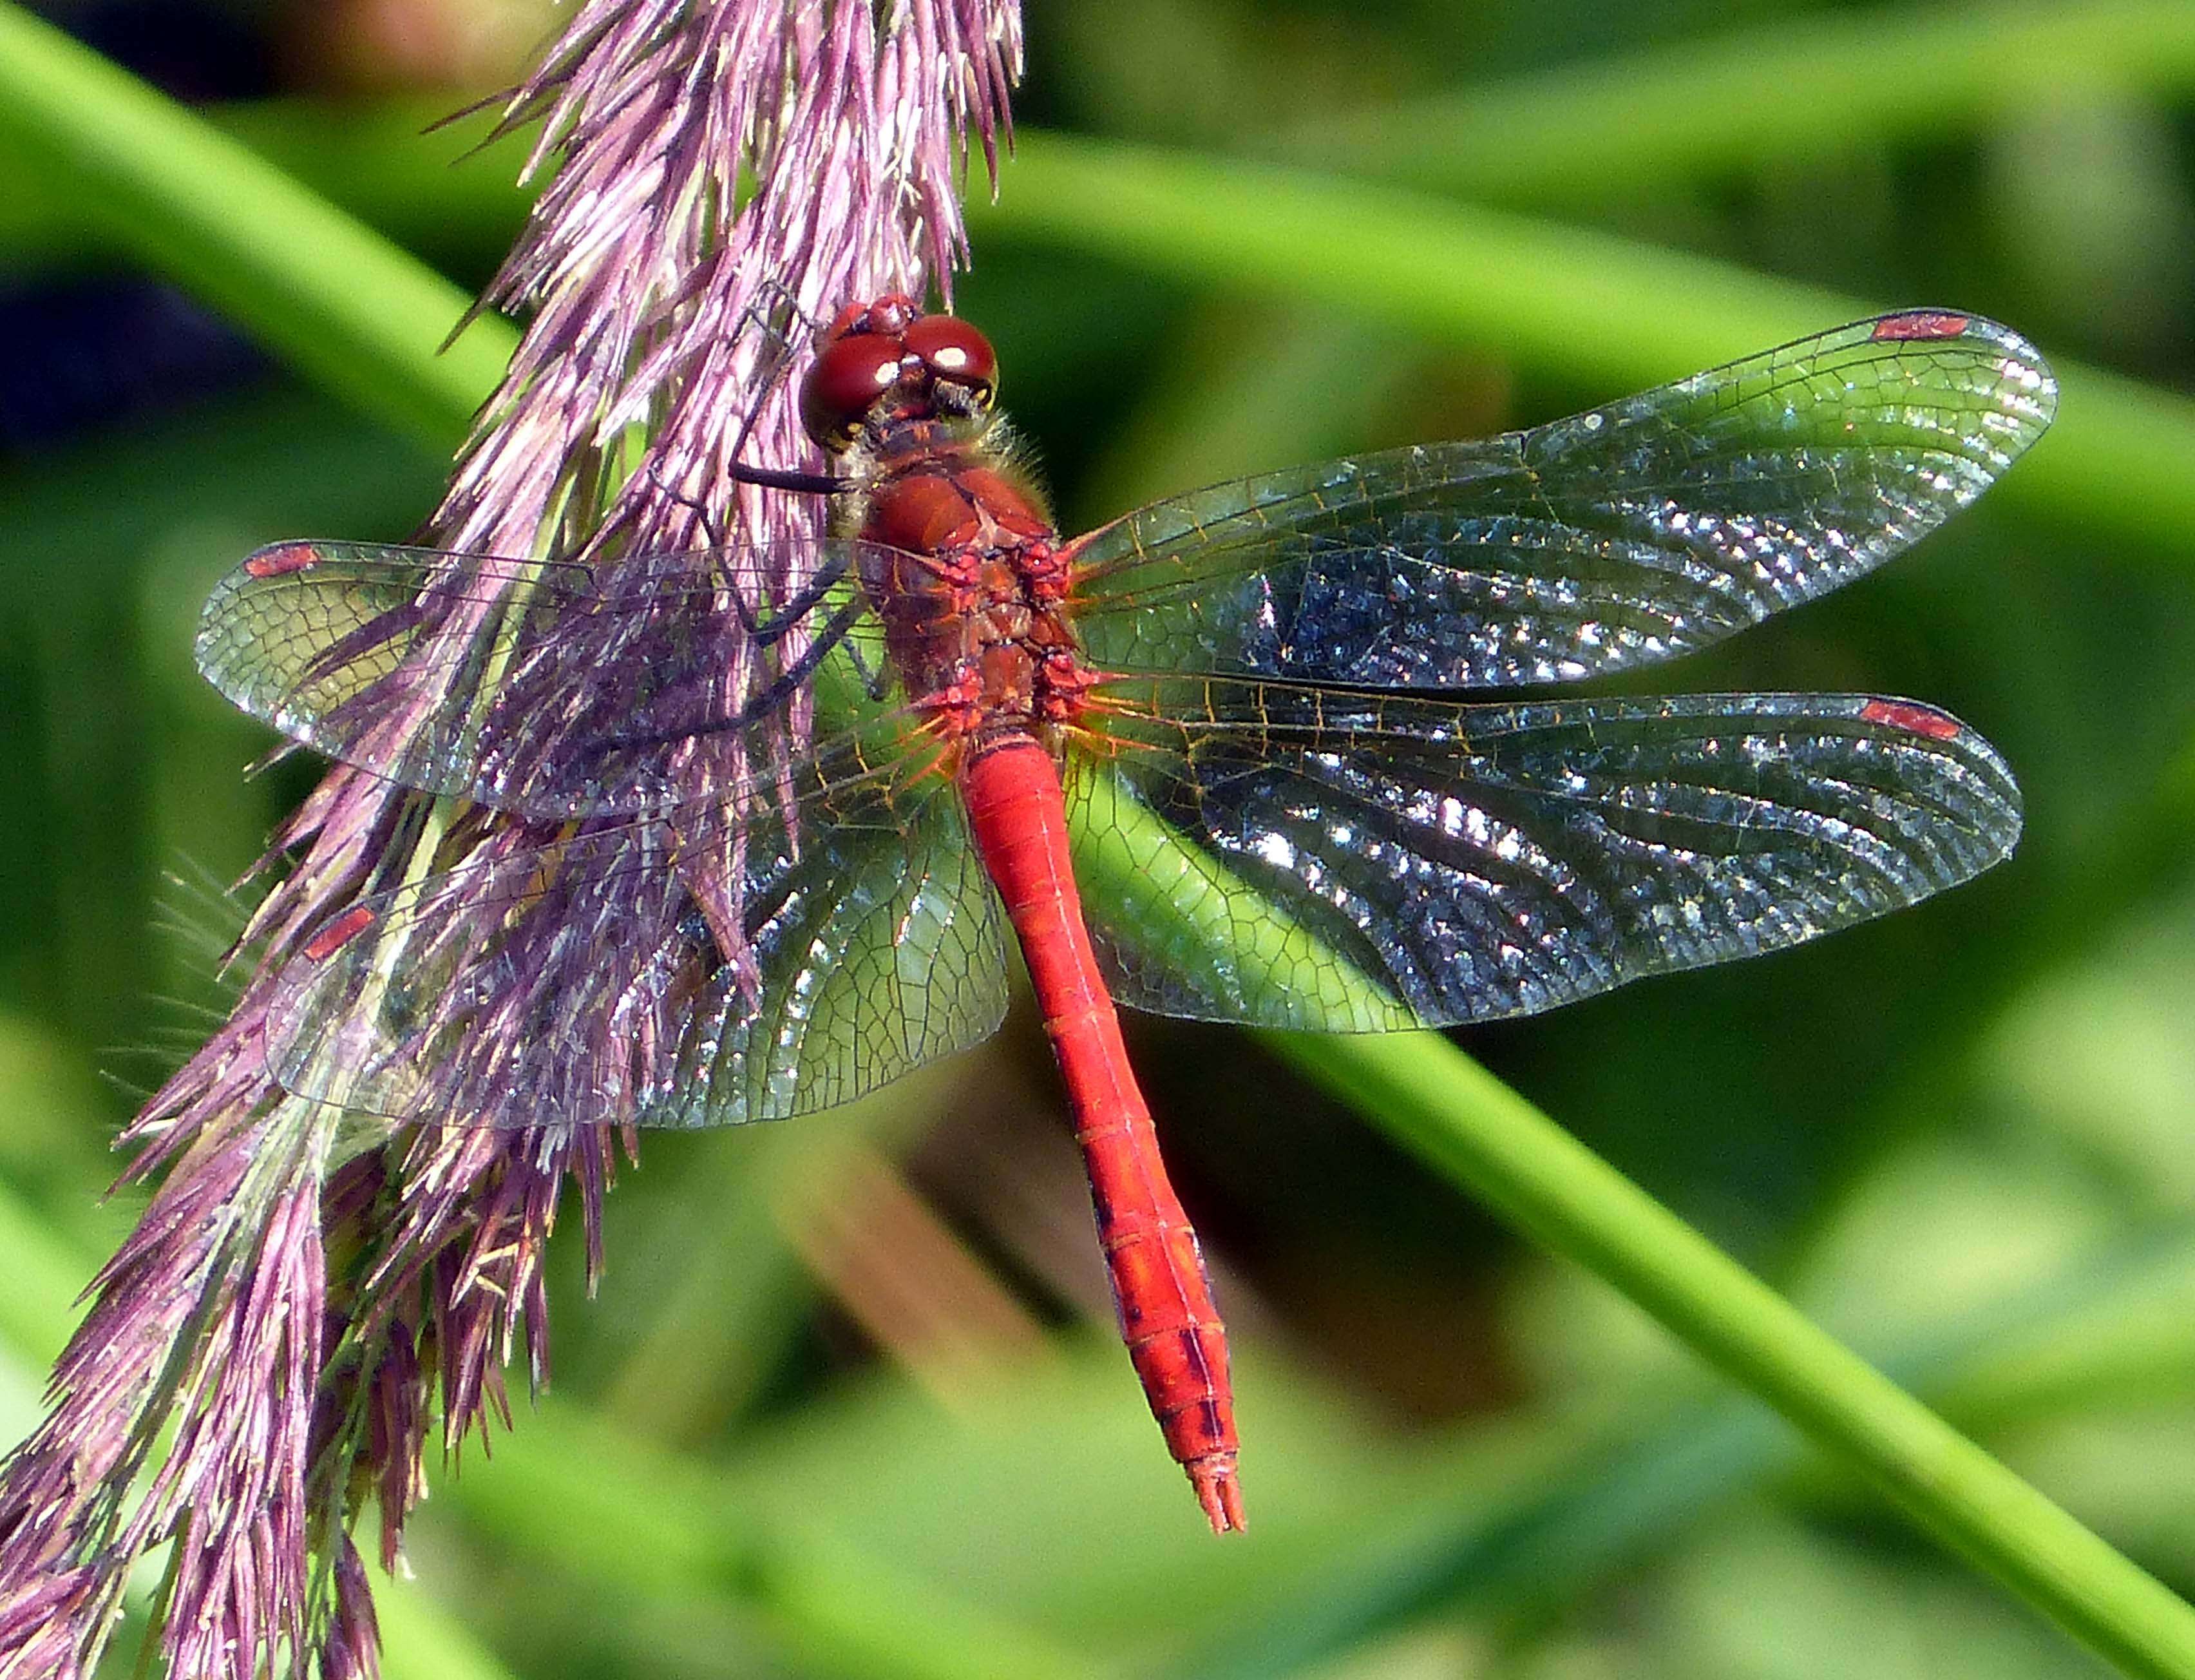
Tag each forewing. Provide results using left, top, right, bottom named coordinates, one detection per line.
left=266, top=749, right=1011, bottom=1129
left=1069, top=678, right=2020, bottom=1030
left=196, top=539, right=895, bottom=818
left=1069, top=312, right=2055, bottom=687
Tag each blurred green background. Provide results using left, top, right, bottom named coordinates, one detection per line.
left=5, top=0, right=2195, bottom=1675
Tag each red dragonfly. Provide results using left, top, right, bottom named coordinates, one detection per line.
left=197, top=300, right=2053, bottom=1531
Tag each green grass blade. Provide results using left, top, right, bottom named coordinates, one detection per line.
left=1261, top=1031, right=2195, bottom=1678
left=1074, top=758, right=2195, bottom=1675
left=1286, top=0, right=2195, bottom=207
left=6, top=82, right=2193, bottom=577
left=0, top=1, right=511, bottom=449
left=35, top=0, right=2195, bottom=272
left=1179, top=1221, right=2195, bottom=1677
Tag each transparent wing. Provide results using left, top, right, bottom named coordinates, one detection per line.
left=1068, top=678, right=2020, bottom=1030
left=265, top=745, right=1010, bottom=1129
left=1069, top=312, right=2055, bottom=687
left=195, top=539, right=901, bottom=819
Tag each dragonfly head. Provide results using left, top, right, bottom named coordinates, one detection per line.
left=801, top=295, right=999, bottom=455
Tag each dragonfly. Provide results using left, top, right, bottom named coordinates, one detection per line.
left=196, top=299, right=2055, bottom=1532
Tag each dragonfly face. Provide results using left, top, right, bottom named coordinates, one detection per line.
left=196, top=304, right=2057, bottom=1531
left=800, top=292, right=1000, bottom=453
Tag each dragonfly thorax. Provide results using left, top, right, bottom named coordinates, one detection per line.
left=853, top=439, right=1092, bottom=747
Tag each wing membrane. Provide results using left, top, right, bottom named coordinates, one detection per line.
left=1069, top=313, right=2054, bottom=687
left=1069, top=678, right=2020, bottom=1030
left=267, top=747, right=1010, bottom=1129
left=196, top=539, right=900, bottom=818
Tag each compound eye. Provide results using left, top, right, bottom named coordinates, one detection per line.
left=904, top=314, right=998, bottom=406
left=801, top=331, right=903, bottom=450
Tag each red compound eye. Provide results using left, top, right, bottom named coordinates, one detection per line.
left=801, top=329, right=904, bottom=449
left=904, top=314, right=997, bottom=397
left=799, top=301, right=998, bottom=448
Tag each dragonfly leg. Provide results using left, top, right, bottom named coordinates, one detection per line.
left=734, top=547, right=857, bottom=647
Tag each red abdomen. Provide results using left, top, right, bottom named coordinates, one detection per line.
left=958, top=737, right=1245, bottom=1532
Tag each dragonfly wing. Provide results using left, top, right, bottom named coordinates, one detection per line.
left=266, top=749, right=1011, bottom=1127
left=1069, top=678, right=2019, bottom=1030
left=1070, top=312, right=2055, bottom=687
left=196, top=539, right=894, bottom=818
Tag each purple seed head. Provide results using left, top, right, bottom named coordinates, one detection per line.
left=0, top=2, right=1019, bottom=1672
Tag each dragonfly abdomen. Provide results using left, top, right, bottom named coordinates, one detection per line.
left=958, top=734, right=1245, bottom=1532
